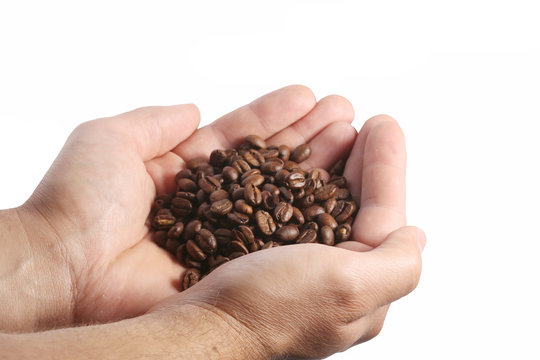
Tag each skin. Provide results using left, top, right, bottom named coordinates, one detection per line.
left=0, top=85, right=425, bottom=359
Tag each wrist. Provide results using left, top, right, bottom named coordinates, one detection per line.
left=0, top=205, right=74, bottom=332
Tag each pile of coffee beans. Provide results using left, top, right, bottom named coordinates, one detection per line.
left=150, top=135, right=358, bottom=290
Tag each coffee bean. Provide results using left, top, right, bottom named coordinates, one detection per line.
left=154, top=194, right=172, bottom=210
left=328, top=176, right=347, bottom=188
left=261, top=190, right=278, bottom=210
left=198, top=176, right=221, bottom=194
left=241, top=174, right=265, bottom=187
left=329, top=159, right=346, bottom=176
left=154, top=230, right=168, bottom=247
left=186, top=239, right=207, bottom=261
left=324, top=197, right=337, bottom=214
left=318, top=213, right=338, bottom=230
left=187, top=158, right=210, bottom=170
left=303, top=205, right=325, bottom=221
left=261, top=241, right=276, bottom=250
left=234, top=199, right=253, bottom=215
left=262, top=183, right=280, bottom=196
left=168, top=222, right=185, bottom=239
left=210, top=198, right=233, bottom=216
left=279, top=186, right=294, bottom=203
left=177, top=178, right=198, bottom=193
left=232, top=225, right=255, bottom=245
left=175, top=169, right=193, bottom=182
left=304, top=221, right=319, bottom=232
left=275, top=169, right=290, bottom=185
left=283, top=160, right=301, bottom=172
left=214, top=228, right=233, bottom=246
left=183, top=220, right=202, bottom=240
left=291, top=143, right=311, bottom=163
left=278, top=145, right=291, bottom=161
left=165, top=238, right=181, bottom=253
left=275, top=225, right=300, bottom=242
left=313, top=184, right=337, bottom=201
left=255, top=210, right=276, bottom=235
left=335, top=224, right=352, bottom=242
left=210, top=149, right=230, bottom=166
left=209, top=256, right=230, bottom=272
left=245, top=135, right=266, bottom=149
left=244, top=183, right=262, bottom=206
left=153, top=212, right=176, bottom=229
left=232, top=159, right=251, bottom=174
left=331, top=200, right=357, bottom=223
left=296, top=229, right=317, bottom=244
left=320, top=226, right=335, bottom=246
left=230, top=240, right=249, bottom=254
left=259, top=148, right=280, bottom=159
left=260, top=158, right=284, bottom=174
left=171, top=197, right=193, bottom=217
left=229, top=252, right=246, bottom=260
left=334, top=188, right=350, bottom=200
left=182, top=268, right=201, bottom=290
left=290, top=206, right=305, bottom=225
left=209, top=189, right=229, bottom=203
left=222, top=166, right=239, bottom=182
left=274, top=202, right=293, bottom=223
left=226, top=211, right=250, bottom=226
left=231, top=187, right=245, bottom=202
left=285, top=171, right=306, bottom=189
left=195, top=229, right=217, bottom=255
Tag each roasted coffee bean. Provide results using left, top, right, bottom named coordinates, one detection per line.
left=303, top=205, right=325, bottom=221
left=331, top=200, right=357, bottom=222
left=318, top=213, right=338, bottom=230
left=232, top=225, right=255, bottom=245
left=241, top=174, right=265, bottom=187
left=183, top=220, right=202, bottom=240
left=262, top=174, right=275, bottom=184
left=261, top=190, right=278, bottom=210
left=210, top=198, right=233, bottom=216
left=334, top=188, right=350, bottom=200
left=226, top=211, right=250, bottom=226
left=313, top=184, right=337, bottom=201
left=232, top=159, right=251, bottom=174
left=176, top=191, right=197, bottom=202
left=214, top=228, right=233, bottom=246
left=243, top=149, right=265, bottom=167
left=262, top=183, right=280, bottom=196
left=229, top=252, right=245, bottom=260
left=275, top=225, right=300, bottom=242
left=165, top=238, right=181, bottom=253
left=209, top=189, right=229, bottom=203
left=198, top=176, right=221, bottom=194
left=255, top=210, right=277, bottom=235
left=240, top=168, right=261, bottom=180
left=185, top=257, right=203, bottom=270
left=292, top=187, right=305, bottom=200
left=231, top=187, right=245, bottom=201
left=202, top=203, right=219, bottom=223
left=154, top=194, right=172, bottom=210
left=194, top=229, right=217, bottom=255
left=248, top=242, right=259, bottom=252
left=329, top=159, right=346, bottom=176
left=296, top=229, right=317, bottom=244
left=259, top=148, right=279, bottom=159
left=290, top=206, right=305, bottom=225
left=283, top=160, right=300, bottom=172
left=187, top=158, right=210, bottom=170
left=260, top=158, right=284, bottom=174
left=154, top=230, right=168, bottom=247
left=230, top=240, right=249, bottom=254
left=209, top=149, right=229, bottom=166
left=245, top=134, right=266, bottom=149
left=202, top=221, right=217, bottom=232
left=278, top=144, right=291, bottom=161
left=171, top=197, right=193, bottom=217
left=304, top=221, right=319, bottom=232
left=168, top=222, right=185, bottom=239
left=261, top=241, right=276, bottom=250
left=274, top=202, right=293, bottom=223
left=296, top=194, right=315, bottom=209
left=320, top=226, right=335, bottom=246
left=182, top=268, right=201, bottom=290
left=291, top=143, right=312, bottom=163
left=303, top=178, right=318, bottom=196
left=153, top=211, right=176, bottom=229
left=335, top=224, right=352, bottom=242
left=285, top=171, right=305, bottom=189
left=324, top=197, right=337, bottom=214
left=328, top=176, right=347, bottom=188
left=244, top=183, right=262, bottom=206
left=279, top=186, right=294, bottom=203
left=234, top=199, right=253, bottom=215
left=177, top=178, right=198, bottom=193
left=175, top=169, right=193, bottom=182
left=222, top=166, right=239, bottom=182
left=275, top=169, right=290, bottom=185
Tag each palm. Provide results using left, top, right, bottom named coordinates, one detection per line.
left=32, top=86, right=405, bottom=324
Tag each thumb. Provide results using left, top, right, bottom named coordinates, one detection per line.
left=362, top=226, right=426, bottom=309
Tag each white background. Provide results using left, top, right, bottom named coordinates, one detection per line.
left=1, top=1, right=539, bottom=359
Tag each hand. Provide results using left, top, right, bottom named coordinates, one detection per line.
left=149, top=113, right=426, bottom=358
left=8, top=85, right=358, bottom=328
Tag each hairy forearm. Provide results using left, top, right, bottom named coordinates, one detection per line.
left=0, top=305, right=263, bottom=360
left=0, top=207, right=73, bottom=332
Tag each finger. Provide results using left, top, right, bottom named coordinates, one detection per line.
left=174, top=85, right=316, bottom=160
left=301, top=121, right=357, bottom=170
left=145, top=152, right=185, bottom=195
left=266, top=95, right=355, bottom=148
left=345, top=305, right=390, bottom=346
left=346, top=117, right=407, bottom=247
left=336, top=241, right=373, bottom=252
left=359, top=226, right=425, bottom=310
left=110, top=104, right=201, bottom=161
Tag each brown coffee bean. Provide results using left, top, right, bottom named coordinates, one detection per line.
left=279, top=186, right=294, bottom=203
left=283, top=160, right=301, bottom=171
left=296, top=194, right=315, bottom=209
left=248, top=242, right=259, bottom=252
left=278, top=144, right=290, bottom=161
left=303, top=178, right=319, bottom=196
left=255, top=210, right=277, bottom=235
left=303, top=205, right=325, bottom=221
left=231, top=187, right=245, bottom=201
left=232, top=159, right=251, bottom=174
left=335, top=223, right=352, bottom=242
left=183, top=220, right=202, bottom=240
left=153, top=230, right=168, bottom=247
left=167, top=222, right=185, bottom=239
left=153, top=212, right=176, bottom=229
left=334, top=188, right=350, bottom=200
left=202, top=221, right=217, bottom=233
left=210, top=198, right=233, bottom=216
left=320, top=225, right=335, bottom=246
left=241, top=173, right=265, bottom=187
left=259, top=148, right=279, bottom=159
left=262, top=183, right=280, bottom=196
left=275, top=169, right=290, bottom=185
left=171, top=197, right=193, bottom=217
left=261, top=190, right=278, bottom=211
left=209, top=149, right=229, bottom=166
left=229, top=251, right=245, bottom=260
left=154, top=194, right=172, bottom=210
left=260, top=158, right=284, bottom=174
left=209, top=189, right=229, bottom=203
left=176, top=191, right=197, bottom=202
left=274, top=202, right=293, bottom=223
left=245, top=135, right=266, bottom=149
left=240, top=168, right=261, bottom=180
left=165, top=238, right=181, bottom=253
left=175, top=169, right=193, bottom=182
left=296, top=229, right=317, bottom=244
left=285, top=170, right=306, bottom=189
left=226, top=211, right=250, bottom=226
left=198, top=176, right=221, bottom=194
left=291, top=143, right=311, bottom=163
left=222, top=166, right=239, bottom=182
left=244, top=183, right=262, bottom=206
left=195, top=229, right=217, bottom=255
left=328, top=176, right=347, bottom=188
left=187, top=158, right=210, bottom=170
left=230, top=240, right=249, bottom=254
left=329, top=159, right=346, bottom=176
left=324, top=197, right=337, bottom=214
left=214, top=228, right=233, bottom=246
left=182, top=268, right=201, bottom=290
left=331, top=200, right=357, bottom=222
left=275, top=225, right=300, bottom=242
left=177, top=178, right=198, bottom=193
left=290, top=206, right=305, bottom=225
left=261, top=241, right=276, bottom=250
left=186, top=239, right=207, bottom=261
left=304, top=221, right=319, bottom=232
left=232, top=225, right=255, bottom=245
left=244, top=149, right=265, bottom=167
left=318, top=213, right=338, bottom=230
left=234, top=199, right=253, bottom=215
left=313, top=184, right=337, bottom=201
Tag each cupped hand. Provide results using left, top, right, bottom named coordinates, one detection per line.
left=20, top=85, right=358, bottom=326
